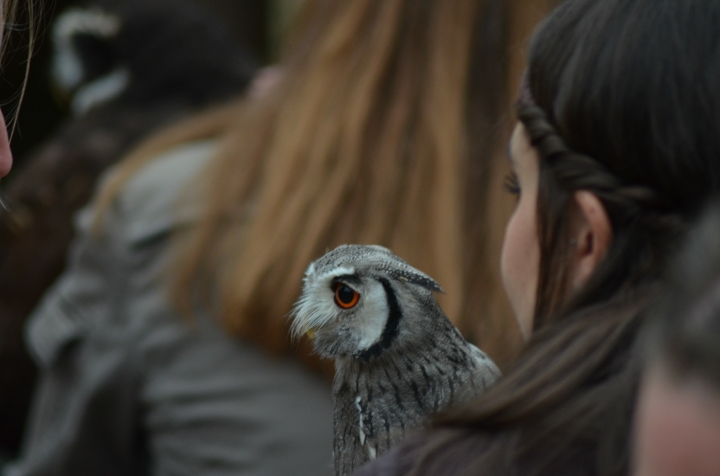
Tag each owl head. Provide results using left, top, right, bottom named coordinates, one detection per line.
left=291, top=245, right=444, bottom=361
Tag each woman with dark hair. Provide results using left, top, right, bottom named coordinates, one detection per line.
left=355, top=0, right=720, bottom=475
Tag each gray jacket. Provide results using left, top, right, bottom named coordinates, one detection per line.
left=5, top=142, right=334, bottom=476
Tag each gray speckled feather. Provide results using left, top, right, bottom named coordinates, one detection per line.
left=291, top=245, right=501, bottom=476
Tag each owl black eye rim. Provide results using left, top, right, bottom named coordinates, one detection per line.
left=333, top=282, right=360, bottom=309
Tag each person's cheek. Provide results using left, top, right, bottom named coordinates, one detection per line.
left=500, top=211, right=519, bottom=306
left=0, top=111, right=12, bottom=178
left=502, top=124, right=541, bottom=339
left=501, top=206, right=535, bottom=339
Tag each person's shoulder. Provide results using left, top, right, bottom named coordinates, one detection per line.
left=104, top=140, right=217, bottom=245
left=118, top=140, right=216, bottom=221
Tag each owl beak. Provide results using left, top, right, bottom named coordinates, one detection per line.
left=306, top=329, right=316, bottom=339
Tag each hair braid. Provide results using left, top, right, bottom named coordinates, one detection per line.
left=518, top=102, right=687, bottom=238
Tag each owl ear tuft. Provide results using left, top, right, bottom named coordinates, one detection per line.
left=391, top=269, right=444, bottom=293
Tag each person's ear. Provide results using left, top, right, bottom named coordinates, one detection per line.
left=567, top=190, right=613, bottom=291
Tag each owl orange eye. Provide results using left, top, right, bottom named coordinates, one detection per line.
left=334, top=283, right=360, bottom=309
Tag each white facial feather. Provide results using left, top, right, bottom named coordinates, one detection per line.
left=349, top=280, right=388, bottom=351
left=291, top=266, right=356, bottom=339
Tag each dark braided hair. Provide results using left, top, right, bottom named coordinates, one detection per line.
left=395, top=0, right=720, bottom=475
left=518, top=96, right=689, bottom=325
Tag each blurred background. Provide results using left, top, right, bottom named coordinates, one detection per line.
left=0, top=0, right=306, bottom=460
left=0, top=0, right=307, bottom=163
left=0, top=0, right=560, bottom=462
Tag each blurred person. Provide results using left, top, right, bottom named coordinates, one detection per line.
left=633, top=205, right=720, bottom=476
left=0, top=0, right=257, bottom=455
left=352, top=0, right=720, bottom=475
left=5, top=0, right=510, bottom=475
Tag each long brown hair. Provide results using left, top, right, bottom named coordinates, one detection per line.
left=3, top=0, right=37, bottom=134
left=405, top=0, right=720, bottom=475
left=95, top=0, right=514, bottom=363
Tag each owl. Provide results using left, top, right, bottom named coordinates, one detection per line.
left=292, top=245, right=501, bottom=476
